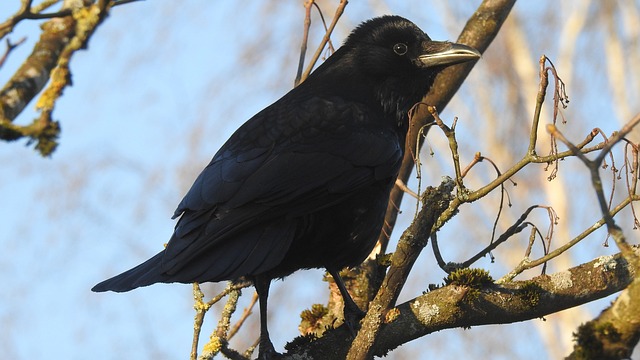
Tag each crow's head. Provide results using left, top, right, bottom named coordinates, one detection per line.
left=314, top=15, right=480, bottom=121
left=345, top=15, right=480, bottom=76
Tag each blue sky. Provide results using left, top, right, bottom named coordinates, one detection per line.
left=1, top=1, right=638, bottom=359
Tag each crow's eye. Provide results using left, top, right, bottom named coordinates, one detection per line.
left=393, top=43, right=408, bottom=55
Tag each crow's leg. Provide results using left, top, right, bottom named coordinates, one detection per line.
left=254, top=275, right=279, bottom=359
left=327, top=267, right=366, bottom=336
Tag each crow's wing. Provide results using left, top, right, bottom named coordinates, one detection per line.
left=161, top=95, right=403, bottom=281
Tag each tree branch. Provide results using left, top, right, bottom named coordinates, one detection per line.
left=298, top=0, right=347, bottom=84
left=282, top=248, right=639, bottom=359
left=0, top=0, right=113, bottom=155
left=347, top=178, right=455, bottom=359
left=566, top=274, right=640, bottom=359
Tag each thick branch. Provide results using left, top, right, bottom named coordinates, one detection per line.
left=0, top=14, right=75, bottom=125
left=566, top=275, right=640, bottom=359
left=0, top=0, right=112, bottom=155
left=346, top=179, right=454, bottom=359
left=283, top=248, right=639, bottom=359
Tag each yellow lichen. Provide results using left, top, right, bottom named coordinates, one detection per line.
left=385, top=307, right=400, bottom=323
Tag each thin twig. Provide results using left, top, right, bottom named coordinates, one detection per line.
left=431, top=233, right=448, bottom=271
left=622, top=141, right=640, bottom=228
left=462, top=205, right=538, bottom=268
left=395, top=178, right=418, bottom=199
left=460, top=152, right=482, bottom=178
left=498, top=195, right=639, bottom=283
left=0, top=0, right=72, bottom=39
left=548, top=117, right=640, bottom=262
left=429, top=107, right=465, bottom=193
left=31, top=0, right=61, bottom=14
left=523, top=225, right=537, bottom=258
left=0, top=37, right=26, bottom=68
left=294, top=1, right=314, bottom=87
left=113, top=0, right=145, bottom=6
left=531, top=56, right=569, bottom=180
left=299, top=0, right=348, bottom=82
left=228, top=291, right=259, bottom=340
left=312, top=2, right=335, bottom=54
left=528, top=56, right=549, bottom=156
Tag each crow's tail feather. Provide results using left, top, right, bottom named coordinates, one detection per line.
left=92, top=251, right=168, bottom=293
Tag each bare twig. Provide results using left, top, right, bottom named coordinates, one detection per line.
left=430, top=232, right=448, bottom=271
left=528, top=56, right=549, bottom=156
left=0, top=37, right=26, bottom=68
left=312, top=2, right=335, bottom=54
left=112, top=0, right=145, bottom=6
left=299, top=0, right=348, bottom=83
left=394, top=178, right=418, bottom=199
left=228, top=291, right=259, bottom=340
left=498, top=195, right=639, bottom=283
left=430, top=107, right=465, bottom=193
left=462, top=205, right=538, bottom=269
left=547, top=113, right=640, bottom=261
left=622, top=141, right=640, bottom=227
left=294, top=1, right=314, bottom=87
left=31, top=0, right=62, bottom=15
left=460, top=152, right=482, bottom=178
left=0, top=0, right=73, bottom=39
left=532, top=56, right=569, bottom=180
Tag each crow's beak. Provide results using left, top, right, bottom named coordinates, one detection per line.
left=418, top=41, right=481, bottom=68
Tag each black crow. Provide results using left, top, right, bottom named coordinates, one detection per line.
left=93, top=15, right=480, bottom=359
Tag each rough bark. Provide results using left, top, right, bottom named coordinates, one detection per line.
left=283, top=248, right=639, bottom=359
